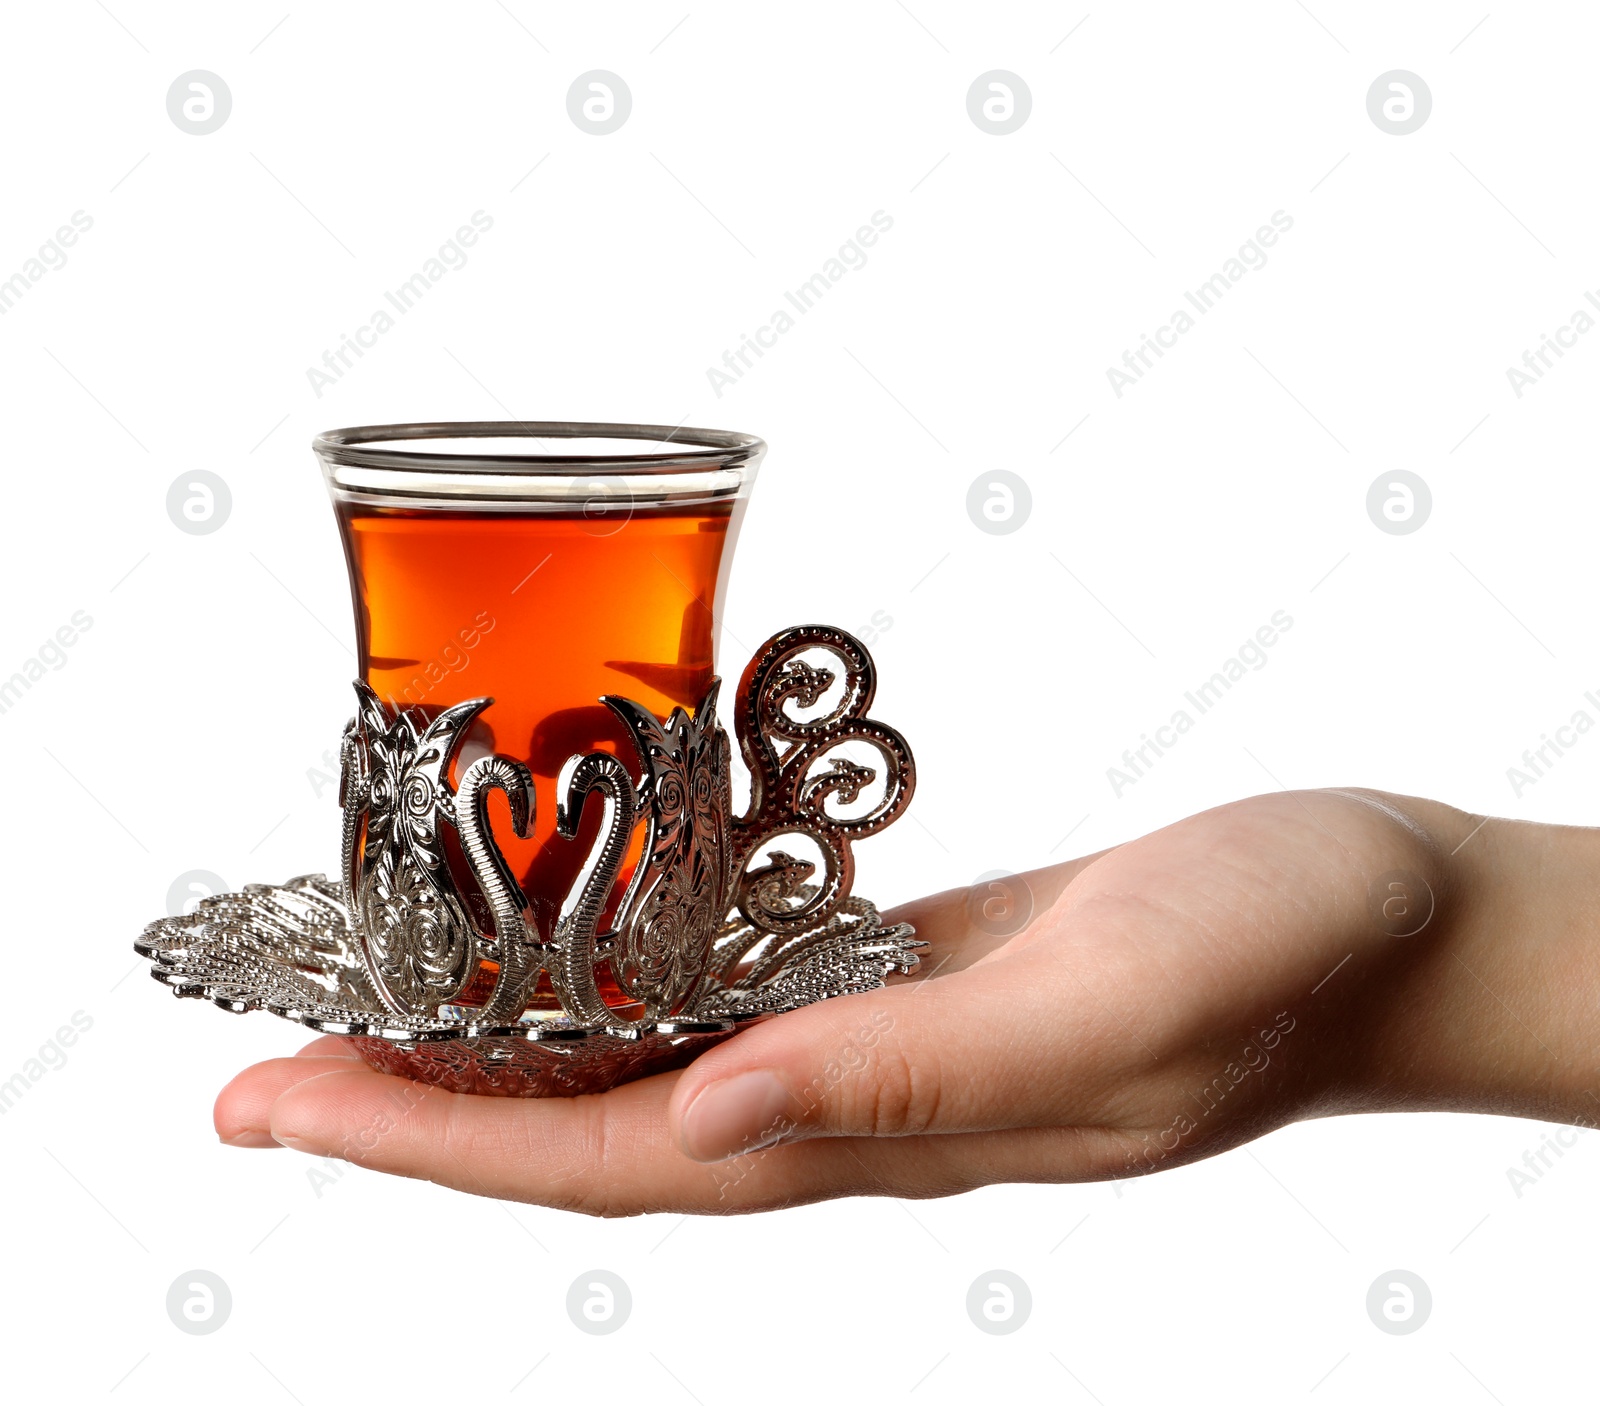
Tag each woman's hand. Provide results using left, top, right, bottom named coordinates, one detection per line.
left=213, top=788, right=1600, bottom=1214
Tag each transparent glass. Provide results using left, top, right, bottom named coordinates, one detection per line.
left=315, top=421, right=763, bottom=999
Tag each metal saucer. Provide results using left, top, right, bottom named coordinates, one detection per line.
left=136, top=875, right=921, bottom=1097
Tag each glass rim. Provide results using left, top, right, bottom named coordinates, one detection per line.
left=314, top=420, right=766, bottom=476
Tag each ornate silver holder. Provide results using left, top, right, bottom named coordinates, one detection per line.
left=135, top=626, right=922, bottom=1097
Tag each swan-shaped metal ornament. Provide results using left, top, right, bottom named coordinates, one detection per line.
left=548, top=751, right=638, bottom=1026
left=453, top=753, right=539, bottom=1022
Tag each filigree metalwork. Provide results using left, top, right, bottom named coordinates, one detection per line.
left=141, top=623, right=919, bottom=1091
left=730, top=625, right=915, bottom=934
left=341, top=684, right=486, bottom=1015
left=605, top=684, right=734, bottom=1020
left=341, top=683, right=539, bottom=1023
left=134, top=875, right=922, bottom=1097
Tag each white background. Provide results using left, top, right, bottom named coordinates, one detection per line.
left=1, top=1, right=1595, bottom=1400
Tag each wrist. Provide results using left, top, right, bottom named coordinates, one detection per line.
left=1340, top=796, right=1600, bottom=1125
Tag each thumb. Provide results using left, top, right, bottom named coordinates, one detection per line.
left=668, top=957, right=1083, bottom=1162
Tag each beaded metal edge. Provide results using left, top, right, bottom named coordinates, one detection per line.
left=135, top=874, right=922, bottom=1096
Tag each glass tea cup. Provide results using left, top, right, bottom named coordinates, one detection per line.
left=315, top=421, right=763, bottom=1021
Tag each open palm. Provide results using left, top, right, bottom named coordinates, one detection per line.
left=216, top=788, right=1475, bottom=1214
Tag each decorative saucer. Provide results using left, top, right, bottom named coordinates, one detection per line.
left=136, top=875, right=922, bottom=1097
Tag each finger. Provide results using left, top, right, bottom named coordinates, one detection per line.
left=260, top=1058, right=1136, bottom=1212
left=668, top=953, right=1129, bottom=1162
left=215, top=1055, right=368, bottom=1146
left=267, top=1062, right=707, bottom=1213
left=295, top=1034, right=364, bottom=1058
